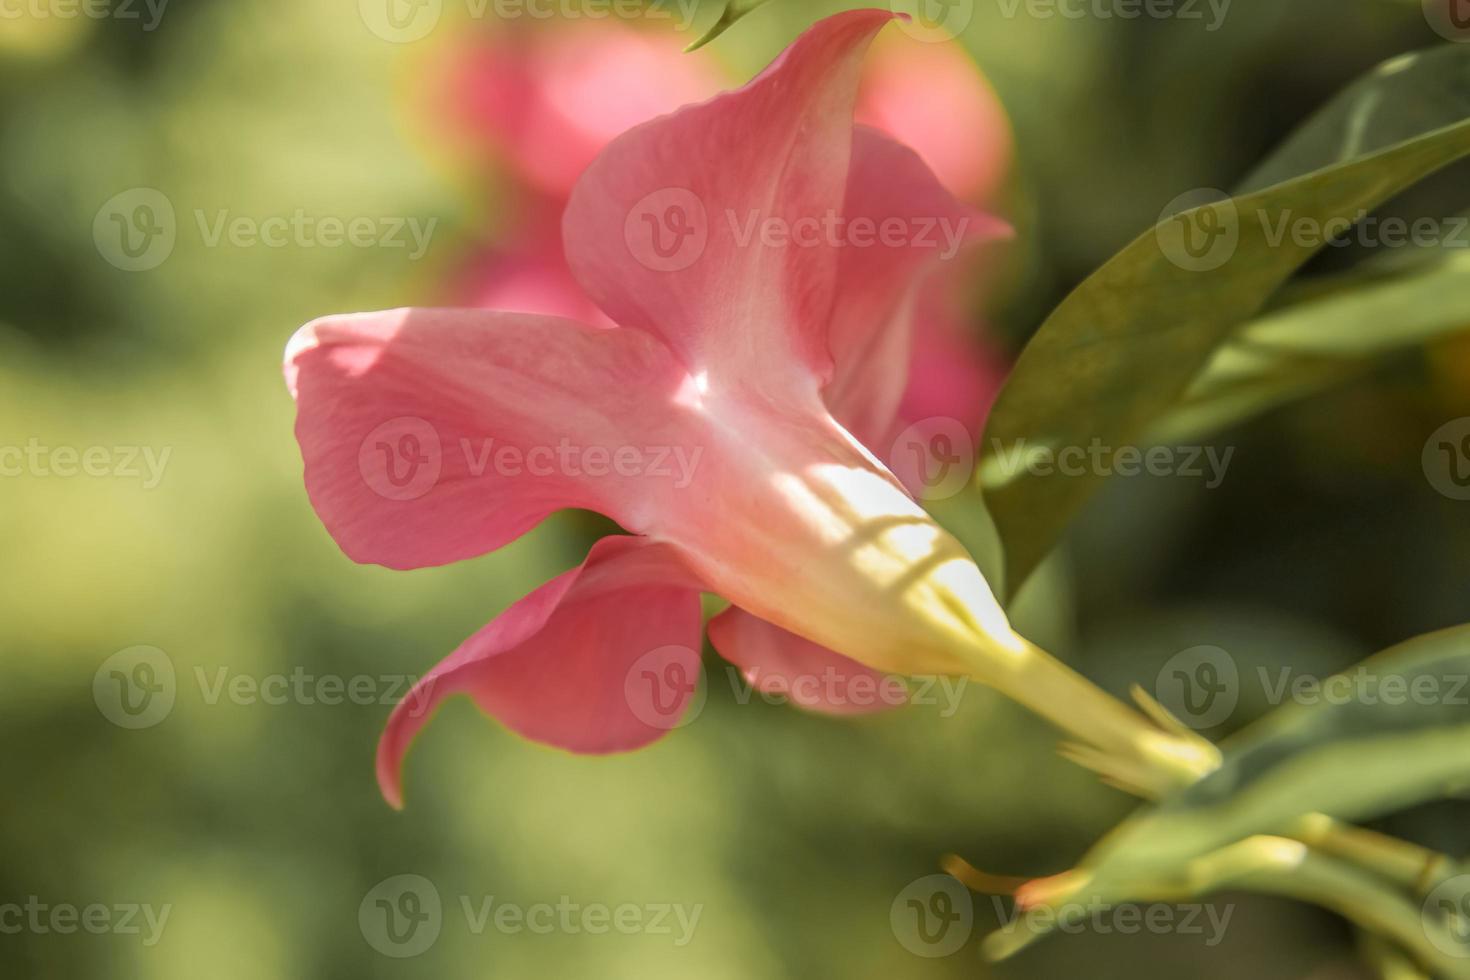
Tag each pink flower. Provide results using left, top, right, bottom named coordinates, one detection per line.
left=286, top=10, right=1018, bottom=808
left=445, top=20, right=1013, bottom=496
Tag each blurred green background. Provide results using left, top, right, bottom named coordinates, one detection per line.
left=2, top=0, right=1467, bottom=976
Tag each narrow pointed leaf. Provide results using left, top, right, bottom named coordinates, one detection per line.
left=979, top=47, right=1470, bottom=591
left=685, top=0, right=773, bottom=51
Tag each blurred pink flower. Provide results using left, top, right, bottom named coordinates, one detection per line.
left=286, top=11, right=1016, bottom=805
left=442, top=21, right=727, bottom=199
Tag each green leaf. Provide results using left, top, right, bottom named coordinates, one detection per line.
left=684, top=0, right=773, bottom=51
left=1147, top=250, right=1470, bottom=444
left=983, top=626, right=1470, bottom=969
left=1078, top=624, right=1470, bottom=888
left=978, top=47, right=1470, bottom=591
left=1238, top=46, right=1470, bottom=194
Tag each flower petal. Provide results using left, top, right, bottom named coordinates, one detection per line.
left=822, top=125, right=1010, bottom=450
left=706, top=606, right=907, bottom=715
left=286, top=308, right=694, bottom=570
left=562, top=9, right=896, bottom=392
left=376, top=535, right=705, bottom=808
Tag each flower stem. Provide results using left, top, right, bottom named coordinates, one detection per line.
left=975, top=635, right=1221, bottom=796
left=973, top=634, right=1452, bottom=896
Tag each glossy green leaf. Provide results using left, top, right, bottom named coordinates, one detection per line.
left=978, top=47, right=1470, bottom=591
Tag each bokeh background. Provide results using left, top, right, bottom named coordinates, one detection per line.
left=2, top=0, right=1467, bottom=976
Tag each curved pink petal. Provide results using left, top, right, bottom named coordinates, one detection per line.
left=822, top=126, right=1009, bottom=449
left=443, top=24, right=726, bottom=198
left=562, top=9, right=897, bottom=392
left=707, top=606, right=907, bottom=715
left=856, top=31, right=1013, bottom=203
left=377, top=535, right=705, bottom=807
left=286, top=308, right=694, bottom=570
